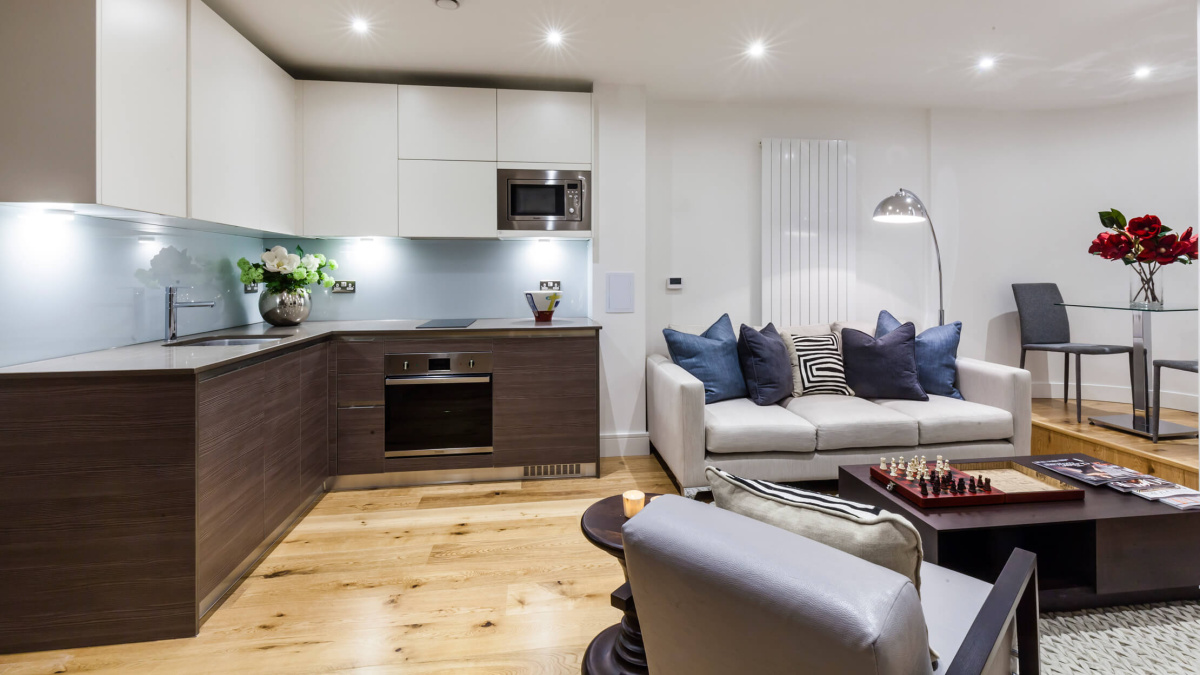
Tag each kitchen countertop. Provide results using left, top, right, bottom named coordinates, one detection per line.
left=0, top=318, right=602, bottom=378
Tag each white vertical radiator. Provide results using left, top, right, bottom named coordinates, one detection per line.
left=760, top=139, right=857, bottom=326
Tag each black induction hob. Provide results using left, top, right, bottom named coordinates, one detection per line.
left=416, top=319, right=477, bottom=329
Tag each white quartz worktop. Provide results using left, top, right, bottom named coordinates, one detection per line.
left=0, top=318, right=601, bottom=378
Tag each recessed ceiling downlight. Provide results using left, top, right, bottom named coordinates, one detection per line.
left=747, top=41, right=766, bottom=58
left=1134, top=66, right=1152, bottom=79
left=351, top=17, right=369, bottom=33
left=546, top=29, right=563, bottom=46
left=435, top=0, right=459, bottom=9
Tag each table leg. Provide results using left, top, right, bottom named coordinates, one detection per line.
left=582, top=582, right=648, bottom=675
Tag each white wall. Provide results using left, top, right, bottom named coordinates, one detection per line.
left=931, top=93, right=1199, bottom=411
left=592, top=84, right=650, bottom=456
left=645, top=100, right=933, bottom=355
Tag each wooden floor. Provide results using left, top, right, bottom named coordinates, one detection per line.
left=0, top=457, right=676, bottom=675
left=1031, top=398, right=1199, bottom=489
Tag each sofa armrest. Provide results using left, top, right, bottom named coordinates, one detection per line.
left=646, top=355, right=707, bottom=490
left=956, top=358, right=1032, bottom=456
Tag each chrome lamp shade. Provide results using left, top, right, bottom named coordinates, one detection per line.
left=872, top=188, right=945, bottom=325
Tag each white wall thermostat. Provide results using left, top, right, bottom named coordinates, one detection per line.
left=666, top=277, right=683, bottom=290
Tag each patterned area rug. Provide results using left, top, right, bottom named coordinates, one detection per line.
left=1041, top=601, right=1200, bottom=674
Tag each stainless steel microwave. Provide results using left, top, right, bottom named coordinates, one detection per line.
left=497, top=168, right=591, bottom=232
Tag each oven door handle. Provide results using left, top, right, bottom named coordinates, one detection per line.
left=385, top=375, right=492, bottom=385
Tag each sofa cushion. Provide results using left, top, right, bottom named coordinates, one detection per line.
left=737, top=323, right=793, bottom=406
left=785, top=332, right=855, bottom=397
left=874, top=396, right=1014, bottom=445
left=785, top=395, right=919, bottom=450
left=877, top=310, right=964, bottom=400
left=842, top=324, right=928, bottom=401
left=705, top=398, right=817, bottom=454
left=707, top=467, right=924, bottom=591
left=921, top=561, right=996, bottom=670
left=663, top=314, right=746, bottom=404
left=780, top=323, right=832, bottom=338
left=832, top=319, right=876, bottom=336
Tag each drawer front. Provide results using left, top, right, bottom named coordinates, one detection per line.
left=337, top=373, right=383, bottom=407
left=337, top=407, right=386, bottom=475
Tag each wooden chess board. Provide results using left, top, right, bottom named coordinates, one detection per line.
left=869, top=461, right=1084, bottom=509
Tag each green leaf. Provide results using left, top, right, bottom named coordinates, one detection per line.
left=1098, top=210, right=1119, bottom=229
left=295, top=245, right=305, bottom=257
left=1159, top=225, right=1173, bottom=234
left=1110, top=208, right=1126, bottom=228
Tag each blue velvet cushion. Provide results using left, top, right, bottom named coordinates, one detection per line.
left=875, top=310, right=963, bottom=399
left=737, top=323, right=793, bottom=406
left=841, top=324, right=928, bottom=401
left=663, top=314, right=747, bottom=404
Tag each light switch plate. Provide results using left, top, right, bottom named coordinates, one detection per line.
left=539, top=280, right=561, bottom=291
left=332, top=280, right=356, bottom=294
left=243, top=283, right=259, bottom=293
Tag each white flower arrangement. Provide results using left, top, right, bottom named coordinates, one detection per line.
left=237, top=245, right=338, bottom=296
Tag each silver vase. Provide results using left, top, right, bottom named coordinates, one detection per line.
left=259, top=289, right=311, bottom=326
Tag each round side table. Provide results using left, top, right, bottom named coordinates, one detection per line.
left=580, top=493, right=661, bottom=675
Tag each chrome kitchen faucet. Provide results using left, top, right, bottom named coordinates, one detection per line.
left=165, top=286, right=216, bottom=342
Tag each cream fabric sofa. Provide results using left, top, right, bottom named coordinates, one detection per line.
left=648, top=320, right=1032, bottom=497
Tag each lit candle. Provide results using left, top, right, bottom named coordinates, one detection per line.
left=622, top=490, right=646, bottom=518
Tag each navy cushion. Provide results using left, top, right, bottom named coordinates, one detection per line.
left=842, top=324, right=928, bottom=401
left=876, top=310, right=963, bottom=399
left=663, top=314, right=747, bottom=404
left=737, top=323, right=793, bottom=406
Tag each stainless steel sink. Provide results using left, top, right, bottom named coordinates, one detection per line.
left=166, top=336, right=284, bottom=347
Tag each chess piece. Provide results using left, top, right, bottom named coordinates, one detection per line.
left=889, top=458, right=897, bottom=476
left=880, top=457, right=887, bottom=470
left=984, top=477, right=992, bottom=491
left=920, top=481, right=928, bottom=497
left=957, top=478, right=966, bottom=493
left=932, top=480, right=941, bottom=496
left=968, top=477, right=977, bottom=493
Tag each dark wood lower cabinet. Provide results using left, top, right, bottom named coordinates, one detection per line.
left=337, top=407, right=386, bottom=474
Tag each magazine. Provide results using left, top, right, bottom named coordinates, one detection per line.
left=1107, top=475, right=1175, bottom=492
left=1159, top=495, right=1200, bottom=510
left=1032, top=458, right=1144, bottom=485
left=1133, top=485, right=1200, bottom=501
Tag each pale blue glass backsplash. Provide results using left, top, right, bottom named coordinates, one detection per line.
left=0, top=203, right=592, bottom=368
left=262, top=237, right=590, bottom=322
left=0, top=206, right=262, bottom=367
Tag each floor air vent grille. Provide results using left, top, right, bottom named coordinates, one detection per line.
left=524, top=464, right=582, bottom=478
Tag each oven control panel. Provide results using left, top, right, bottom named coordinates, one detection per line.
left=384, top=352, right=493, bottom=376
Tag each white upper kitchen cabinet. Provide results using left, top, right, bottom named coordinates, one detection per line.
left=398, top=86, right=496, bottom=161
left=398, top=160, right=496, bottom=238
left=0, top=0, right=187, bottom=216
left=497, top=90, right=592, bottom=164
left=302, top=81, right=399, bottom=237
left=189, top=0, right=297, bottom=235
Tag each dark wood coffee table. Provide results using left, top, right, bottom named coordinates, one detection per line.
left=580, top=493, right=661, bottom=675
left=839, top=453, right=1200, bottom=611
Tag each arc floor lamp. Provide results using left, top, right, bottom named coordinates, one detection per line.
left=872, top=188, right=945, bottom=326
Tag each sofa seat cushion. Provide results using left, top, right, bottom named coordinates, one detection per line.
left=784, top=395, right=919, bottom=450
left=705, top=398, right=818, bottom=454
left=920, top=561, right=995, bottom=669
left=875, top=396, right=1014, bottom=445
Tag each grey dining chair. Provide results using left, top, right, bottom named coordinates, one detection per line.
left=1152, top=360, right=1199, bottom=442
left=1012, top=283, right=1134, bottom=423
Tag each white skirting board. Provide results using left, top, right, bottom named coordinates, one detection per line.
left=600, top=431, right=651, bottom=457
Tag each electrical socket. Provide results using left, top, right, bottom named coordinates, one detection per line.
left=332, top=280, right=356, bottom=294
left=243, top=283, right=259, bottom=293
left=539, top=280, right=561, bottom=291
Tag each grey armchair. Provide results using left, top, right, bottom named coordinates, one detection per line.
left=623, top=496, right=1039, bottom=675
left=1012, top=283, right=1133, bottom=422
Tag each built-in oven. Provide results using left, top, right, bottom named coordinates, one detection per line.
left=384, top=352, right=493, bottom=459
left=497, top=168, right=591, bottom=232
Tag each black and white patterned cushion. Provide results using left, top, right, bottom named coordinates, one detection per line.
left=711, top=468, right=881, bottom=519
left=790, top=333, right=854, bottom=396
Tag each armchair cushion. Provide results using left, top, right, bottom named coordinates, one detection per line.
left=663, top=313, right=746, bottom=403
left=706, top=467, right=923, bottom=592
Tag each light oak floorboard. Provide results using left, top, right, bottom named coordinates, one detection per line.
left=0, top=456, right=677, bottom=675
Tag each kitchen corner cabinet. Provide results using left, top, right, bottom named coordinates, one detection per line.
left=398, top=85, right=497, bottom=161
left=0, top=0, right=188, bottom=216
left=188, top=0, right=298, bottom=235
left=398, top=160, right=497, bottom=238
left=302, top=81, right=399, bottom=237
left=497, top=90, right=593, bottom=164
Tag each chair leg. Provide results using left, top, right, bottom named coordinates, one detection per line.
left=1128, top=352, right=1136, bottom=418
left=1063, top=355, right=1069, bottom=406
left=1152, top=363, right=1163, bottom=443
left=1075, top=353, right=1083, bottom=424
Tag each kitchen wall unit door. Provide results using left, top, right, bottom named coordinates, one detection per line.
left=303, top=81, right=400, bottom=237
left=189, top=0, right=297, bottom=235
left=497, top=90, right=592, bottom=164
left=398, top=85, right=497, bottom=161
left=398, top=160, right=497, bottom=238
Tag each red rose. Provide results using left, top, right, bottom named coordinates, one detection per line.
left=1151, top=234, right=1185, bottom=264
left=1136, top=242, right=1158, bottom=262
left=1180, top=227, right=1198, bottom=259
left=1127, top=215, right=1162, bottom=238
left=1088, top=231, right=1132, bottom=260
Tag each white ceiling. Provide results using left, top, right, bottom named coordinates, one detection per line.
left=205, top=0, right=1197, bottom=110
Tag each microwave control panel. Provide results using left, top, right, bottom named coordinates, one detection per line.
left=566, top=183, right=582, bottom=215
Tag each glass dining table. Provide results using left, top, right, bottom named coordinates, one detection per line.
left=1056, top=301, right=1198, bottom=440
